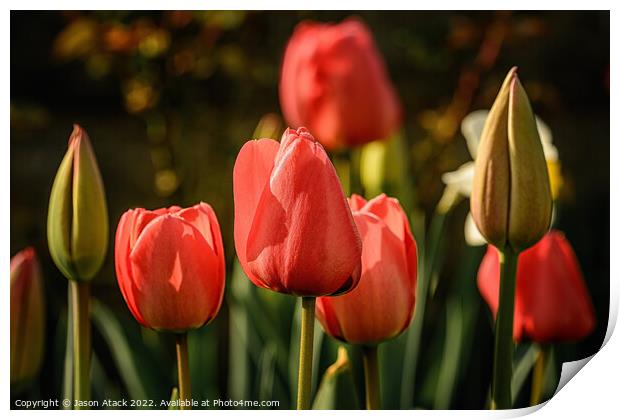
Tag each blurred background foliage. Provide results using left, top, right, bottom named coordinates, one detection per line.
left=10, top=10, right=609, bottom=409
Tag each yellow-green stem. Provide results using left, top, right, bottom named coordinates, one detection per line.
left=296, top=296, right=316, bottom=410
left=362, top=345, right=381, bottom=410
left=530, top=345, right=549, bottom=406
left=71, top=280, right=91, bottom=409
left=175, top=333, right=191, bottom=410
left=491, top=248, right=519, bottom=409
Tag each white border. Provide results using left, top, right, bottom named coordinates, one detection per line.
left=4, top=3, right=617, bottom=419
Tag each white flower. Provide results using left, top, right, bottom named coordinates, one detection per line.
left=442, top=110, right=557, bottom=246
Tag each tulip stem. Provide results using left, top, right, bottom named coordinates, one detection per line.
left=530, top=344, right=549, bottom=406
left=491, top=248, right=519, bottom=409
left=175, top=333, right=191, bottom=409
left=71, top=280, right=91, bottom=409
left=362, top=345, right=381, bottom=410
left=297, top=296, right=316, bottom=410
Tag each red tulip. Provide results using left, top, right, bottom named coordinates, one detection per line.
left=316, top=194, right=417, bottom=344
left=279, top=18, right=401, bottom=150
left=10, top=247, right=45, bottom=383
left=115, top=203, right=225, bottom=331
left=478, top=230, right=595, bottom=342
left=233, top=127, right=362, bottom=296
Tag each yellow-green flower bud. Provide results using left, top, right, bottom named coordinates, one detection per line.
left=47, top=124, right=109, bottom=281
left=471, top=67, right=552, bottom=252
left=10, top=247, right=45, bottom=385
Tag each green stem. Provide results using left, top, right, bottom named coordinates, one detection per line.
left=71, top=280, right=91, bottom=409
left=175, top=333, right=191, bottom=409
left=296, top=296, right=316, bottom=410
left=530, top=345, right=549, bottom=406
left=362, top=345, right=381, bottom=410
left=491, top=248, right=519, bottom=409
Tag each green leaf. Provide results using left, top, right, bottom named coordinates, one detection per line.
left=511, top=343, right=539, bottom=404
left=90, top=300, right=149, bottom=401
left=312, top=346, right=359, bottom=409
left=169, top=387, right=180, bottom=410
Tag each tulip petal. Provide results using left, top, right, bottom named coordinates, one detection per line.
left=348, top=194, right=367, bottom=212
left=47, top=143, right=76, bottom=280
left=507, top=76, right=553, bottom=251
left=176, top=202, right=226, bottom=315
left=323, top=213, right=413, bottom=343
left=70, top=125, right=109, bottom=280
left=233, top=138, right=280, bottom=289
left=129, top=215, right=222, bottom=331
left=517, top=232, right=595, bottom=341
left=246, top=132, right=361, bottom=296
left=114, top=210, right=147, bottom=326
left=362, top=194, right=417, bottom=287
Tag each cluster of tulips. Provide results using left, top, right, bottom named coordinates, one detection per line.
left=11, top=17, right=595, bottom=410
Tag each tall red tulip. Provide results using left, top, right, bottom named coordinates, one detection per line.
left=233, top=127, right=362, bottom=297
left=10, top=247, right=45, bottom=384
left=115, top=203, right=225, bottom=331
left=316, top=194, right=417, bottom=344
left=234, top=127, right=362, bottom=409
left=478, top=230, right=595, bottom=342
left=279, top=18, right=401, bottom=150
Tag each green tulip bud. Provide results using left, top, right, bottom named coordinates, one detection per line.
left=471, top=68, right=552, bottom=252
left=47, top=124, right=109, bottom=281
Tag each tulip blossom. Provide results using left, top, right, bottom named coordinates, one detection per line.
left=441, top=110, right=561, bottom=246
left=279, top=18, right=401, bottom=150
left=478, top=230, right=595, bottom=342
left=316, top=194, right=417, bottom=344
left=48, top=124, right=109, bottom=282
left=470, top=67, right=552, bottom=252
left=10, top=247, right=45, bottom=384
left=115, top=203, right=225, bottom=331
left=233, top=127, right=362, bottom=297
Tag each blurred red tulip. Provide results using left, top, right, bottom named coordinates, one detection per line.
left=316, top=194, right=417, bottom=344
left=233, top=127, right=362, bottom=296
left=478, top=230, right=596, bottom=342
left=10, top=247, right=45, bottom=384
left=115, top=203, right=225, bottom=331
left=279, top=18, right=401, bottom=150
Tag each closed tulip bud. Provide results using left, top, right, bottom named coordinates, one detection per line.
left=279, top=18, right=401, bottom=150
left=471, top=68, right=552, bottom=252
left=316, top=194, right=417, bottom=344
left=233, top=127, right=362, bottom=296
left=115, top=203, right=226, bottom=331
left=478, top=231, right=595, bottom=342
left=47, top=125, right=109, bottom=281
left=10, top=247, right=45, bottom=384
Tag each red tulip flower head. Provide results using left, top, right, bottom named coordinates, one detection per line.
left=115, top=203, right=225, bottom=331
left=478, top=230, right=595, bottom=342
left=10, top=247, right=45, bottom=383
left=279, top=18, right=402, bottom=150
left=316, top=194, right=417, bottom=344
left=233, top=127, right=362, bottom=296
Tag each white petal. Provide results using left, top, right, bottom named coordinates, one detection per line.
left=535, top=116, right=553, bottom=146
left=465, top=212, right=487, bottom=246
left=441, top=161, right=475, bottom=197
left=461, top=110, right=489, bottom=159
